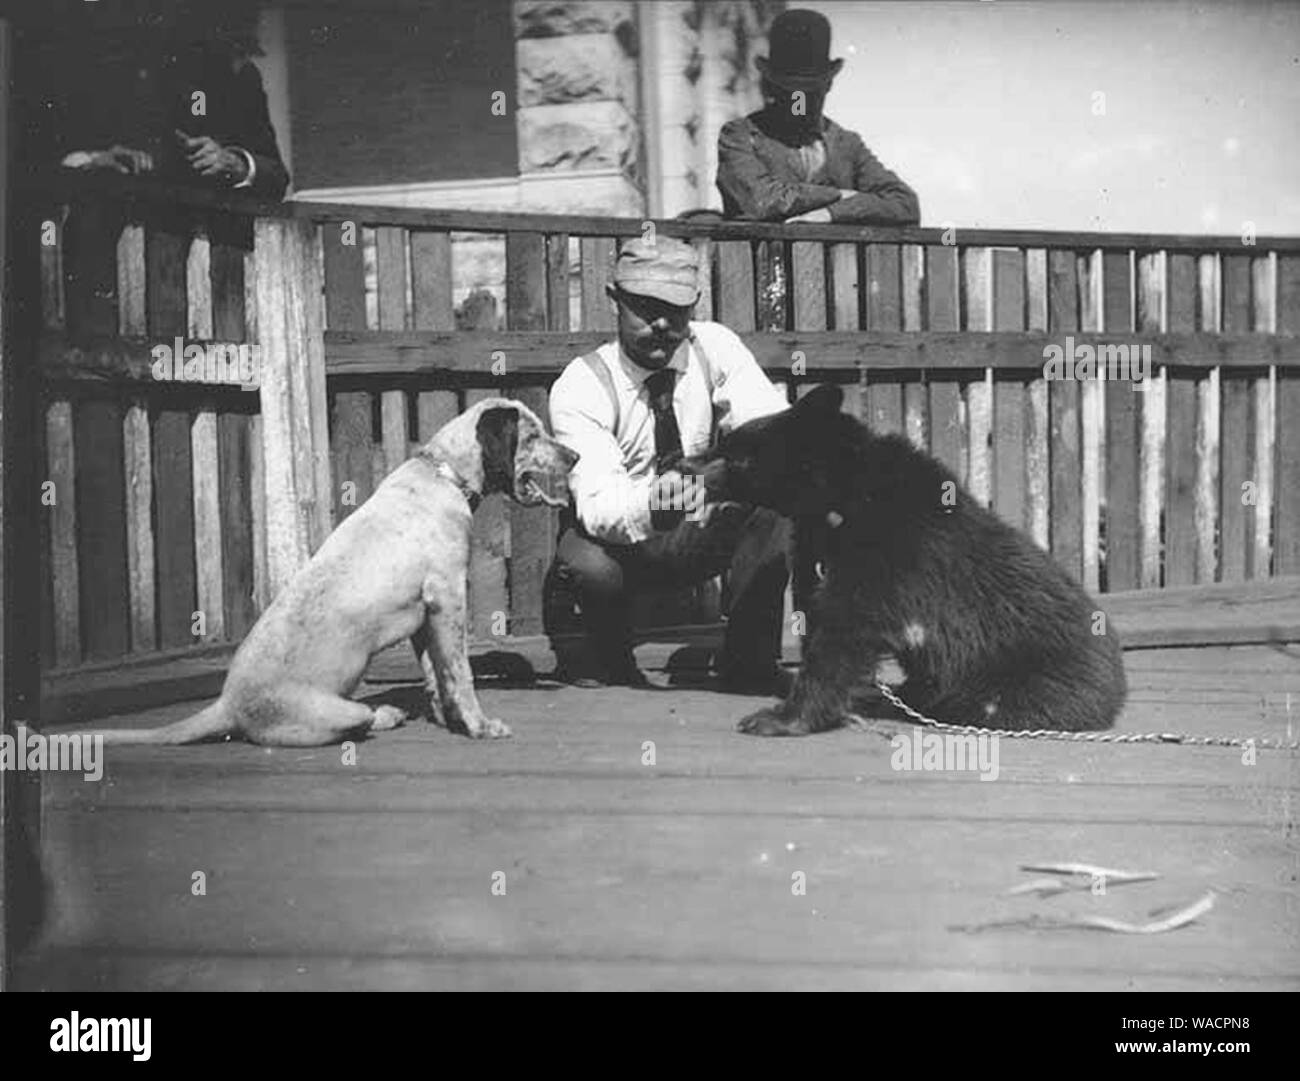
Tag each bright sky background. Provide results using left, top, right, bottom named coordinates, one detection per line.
left=804, top=0, right=1300, bottom=234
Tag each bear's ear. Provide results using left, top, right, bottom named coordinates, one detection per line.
left=793, top=383, right=844, bottom=418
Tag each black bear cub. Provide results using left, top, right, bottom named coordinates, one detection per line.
left=686, top=384, right=1126, bottom=737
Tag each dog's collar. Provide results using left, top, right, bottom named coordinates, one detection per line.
left=431, top=460, right=482, bottom=512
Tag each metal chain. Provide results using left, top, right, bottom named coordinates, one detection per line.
left=849, top=679, right=1300, bottom=752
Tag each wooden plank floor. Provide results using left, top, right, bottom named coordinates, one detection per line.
left=16, top=644, right=1300, bottom=990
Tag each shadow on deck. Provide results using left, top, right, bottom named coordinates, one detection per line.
left=16, top=643, right=1300, bottom=991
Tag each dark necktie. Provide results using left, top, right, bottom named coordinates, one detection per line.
left=645, top=368, right=684, bottom=528
left=645, top=368, right=683, bottom=470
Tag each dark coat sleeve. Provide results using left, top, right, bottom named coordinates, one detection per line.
left=227, top=62, right=290, bottom=199
left=716, top=118, right=843, bottom=221
left=826, top=129, right=920, bottom=225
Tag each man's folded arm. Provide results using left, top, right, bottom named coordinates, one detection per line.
left=229, top=64, right=290, bottom=198
left=717, top=120, right=843, bottom=221
left=828, top=136, right=920, bottom=225
left=229, top=146, right=289, bottom=198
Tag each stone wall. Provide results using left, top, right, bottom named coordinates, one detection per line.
left=514, top=1, right=645, bottom=216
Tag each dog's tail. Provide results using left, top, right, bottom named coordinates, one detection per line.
left=82, top=700, right=236, bottom=745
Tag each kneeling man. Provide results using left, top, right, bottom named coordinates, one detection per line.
left=547, top=236, right=791, bottom=691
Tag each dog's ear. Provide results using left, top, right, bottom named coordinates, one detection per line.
left=793, top=383, right=844, bottom=418
left=476, top=406, right=520, bottom=495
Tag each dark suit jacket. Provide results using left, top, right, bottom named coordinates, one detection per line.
left=717, top=111, right=919, bottom=225
left=161, top=46, right=290, bottom=200
left=47, top=39, right=289, bottom=200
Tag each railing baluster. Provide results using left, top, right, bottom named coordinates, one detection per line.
left=546, top=232, right=571, bottom=333
left=1195, top=253, right=1222, bottom=584
left=1078, top=251, right=1103, bottom=592
left=1136, top=250, right=1166, bottom=589
left=1047, top=248, right=1083, bottom=581
left=506, top=232, right=554, bottom=638
left=993, top=248, right=1026, bottom=533
left=117, top=221, right=156, bottom=652
left=828, top=241, right=862, bottom=413
left=829, top=242, right=860, bottom=332
left=1252, top=254, right=1277, bottom=579
left=1165, top=252, right=1199, bottom=586
left=580, top=236, right=617, bottom=331
left=153, top=406, right=197, bottom=648
left=1276, top=254, right=1300, bottom=575
left=376, top=226, right=410, bottom=479
left=68, top=205, right=131, bottom=658
left=693, top=235, right=715, bottom=322
left=926, top=244, right=963, bottom=480
left=211, top=229, right=256, bottom=639
left=963, top=246, right=993, bottom=506
left=191, top=406, right=225, bottom=642
left=411, top=230, right=455, bottom=331
left=901, top=245, right=928, bottom=450
left=1220, top=253, right=1254, bottom=583
left=864, top=244, right=902, bottom=436
left=47, top=401, right=80, bottom=667
left=718, top=240, right=756, bottom=332
left=41, top=207, right=66, bottom=331
left=410, top=228, right=459, bottom=487
left=791, top=240, right=827, bottom=333
left=145, top=219, right=197, bottom=648
left=1103, top=250, right=1140, bottom=592
left=1024, top=248, right=1050, bottom=551
left=323, top=222, right=372, bottom=522
left=186, top=227, right=225, bottom=642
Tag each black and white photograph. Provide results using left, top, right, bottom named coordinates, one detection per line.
left=0, top=0, right=1297, bottom=1015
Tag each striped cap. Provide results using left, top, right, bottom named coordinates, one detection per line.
left=613, top=236, right=700, bottom=307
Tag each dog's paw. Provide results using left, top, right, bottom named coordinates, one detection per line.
left=737, top=707, right=811, bottom=737
left=462, top=715, right=513, bottom=739
left=481, top=717, right=513, bottom=739
left=370, top=705, right=407, bottom=731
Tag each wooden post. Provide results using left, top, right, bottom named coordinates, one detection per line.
left=0, top=11, right=12, bottom=992
left=1, top=15, right=45, bottom=990
left=252, top=216, right=332, bottom=597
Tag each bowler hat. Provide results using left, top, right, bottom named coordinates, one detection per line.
left=756, top=9, right=843, bottom=91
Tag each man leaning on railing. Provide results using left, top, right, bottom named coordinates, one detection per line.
left=716, top=9, right=918, bottom=226
left=51, top=3, right=288, bottom=200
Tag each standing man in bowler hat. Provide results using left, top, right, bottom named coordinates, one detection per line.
left=717, top=8, right=919, bottom=225
left=546, top=237, right=794, bottom=692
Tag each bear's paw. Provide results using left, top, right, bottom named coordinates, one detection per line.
left=738, top=707, right=813, bottom=737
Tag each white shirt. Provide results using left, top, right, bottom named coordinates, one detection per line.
left=549, top=320, right=788, bottom=545
left=798, top=138, right=828, bottom=181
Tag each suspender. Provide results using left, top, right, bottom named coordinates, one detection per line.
left=580, top=348, right=621, bottom=430
left=580, top=326, right=720, bottom=436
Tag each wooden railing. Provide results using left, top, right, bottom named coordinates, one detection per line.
left=18, top=171, right=1300, bottom=695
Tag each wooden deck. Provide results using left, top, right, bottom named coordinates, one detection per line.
left=15, top=643, right=1300, bottom=991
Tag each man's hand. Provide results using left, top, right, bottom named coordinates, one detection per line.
left=688, top=457, right=729, bottom=501
left=175, top=130, right=249, bottom=184
left=786, top=207, right=832, bottom=225
left=672, top=457, right=738, bottom=527
left=650, top=467, right=722, bottom=524
left=692, top=499, right=744, bottom=528
left=63, top=145, right=154, bottom=174
left=650, top=469, right=691, bottom=513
